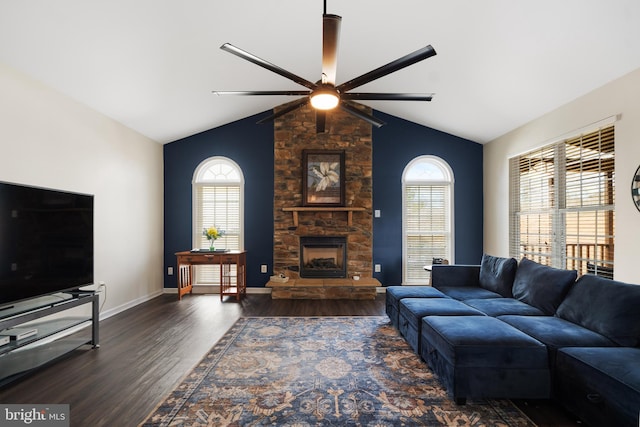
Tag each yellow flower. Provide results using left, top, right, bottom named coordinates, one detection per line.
left=203, top=226, right=221, bottom=240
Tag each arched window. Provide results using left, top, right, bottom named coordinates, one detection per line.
left=192, top=157, right=244, bottom=284
left=402, top=156, right=454, bottom=284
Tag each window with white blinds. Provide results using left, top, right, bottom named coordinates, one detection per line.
left=509, top=124, right=615, bottom=277
left=193, top=157, right=244, bottom=284
left=402, top=156, right=454, bottom=284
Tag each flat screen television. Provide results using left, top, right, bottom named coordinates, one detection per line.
left=0, top=181, right=94, bottom=307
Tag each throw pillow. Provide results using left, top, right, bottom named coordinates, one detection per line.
left=512, top=257, right=577, bottom=315
left=478, top=254, right=517, bottom=297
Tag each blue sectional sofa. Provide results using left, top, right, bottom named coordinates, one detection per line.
left=385, top=254, right=640, bottom=427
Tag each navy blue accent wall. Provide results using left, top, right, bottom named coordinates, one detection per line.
left=163, top=110, right=482, bottom=289
left=372, top=112, right=483, bottom=285
left=163, top=113, right=274, bottom=288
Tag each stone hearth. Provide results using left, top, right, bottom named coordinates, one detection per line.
left=266, top=278, right=381, bottom=300
left=273, top=103, right=373, bottom=282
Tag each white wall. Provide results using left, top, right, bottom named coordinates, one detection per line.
left=484, top=67, right=640, bottom=284
left=0, top=63, right=164, bottom=317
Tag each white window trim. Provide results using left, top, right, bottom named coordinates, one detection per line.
left=509, top=121, right=616, bottom=275
left=402, top=155, right=455, bottom=285
left=191, top=157, right=245, bottom=286
left=192, top=156, right=245, bottom=251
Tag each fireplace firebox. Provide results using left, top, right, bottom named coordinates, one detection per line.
left=300, top=236, right=347, bottom=278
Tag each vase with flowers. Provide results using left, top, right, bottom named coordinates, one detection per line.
left=203, top=226, right=224, bottom=251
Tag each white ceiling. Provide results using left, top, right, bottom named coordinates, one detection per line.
left=1, top=1, right=639, bottom=144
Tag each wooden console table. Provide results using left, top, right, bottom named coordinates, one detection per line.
left=175, top=250, right=247, bottom=301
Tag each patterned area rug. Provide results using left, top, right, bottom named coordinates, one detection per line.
left=140, top=317, right=535, bottom=426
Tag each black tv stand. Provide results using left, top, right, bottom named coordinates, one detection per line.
left=0, top=292, right=99, bottom=386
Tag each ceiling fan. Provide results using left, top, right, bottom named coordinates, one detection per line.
left=213, top=1, right=437, bottom=133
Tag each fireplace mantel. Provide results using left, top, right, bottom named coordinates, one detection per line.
left=282, top=207, right=366, bottom=227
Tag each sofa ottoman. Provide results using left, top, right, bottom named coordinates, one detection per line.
left=420, top=316, right=551, bottom=404
left=555, top=347, right=640, bottom=427
left=385, top=286, right=447, bottom=328
left=398, top=298, right=485, bottom=355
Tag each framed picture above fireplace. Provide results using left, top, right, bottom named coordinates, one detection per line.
left=302, top=149, right=345, bottom=207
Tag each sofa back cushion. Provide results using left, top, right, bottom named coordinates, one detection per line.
left=478, top=254, right=517, bottom=297
left=556, top=274, right=640, bottom=347
left=512, top=258, right=577, bottom=315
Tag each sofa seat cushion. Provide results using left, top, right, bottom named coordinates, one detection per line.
left=556, top=347, right=640, bottom=427
left=437, top=286, right=502, bottom=301
left=385, top=286, right=447, bottom=328
left=498, top=315, right=616, bottom=365
left=464, top=298, right=545, bottom=317
left=398, top=298, right=485, bottom=354
left=556, top=274, right=640, bottom=347
left=479, top=254, right=517, bottom=297
left=511, top=258, right=577, bottom=315
left=420, top=316, right=550, bottom=402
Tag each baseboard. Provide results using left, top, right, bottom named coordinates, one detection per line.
left=99, top=289, right=164, bottom=320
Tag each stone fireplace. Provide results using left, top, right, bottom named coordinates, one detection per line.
left=300, top=236, right=347, bottom=278
left=273, top=102, right=373, bottom=280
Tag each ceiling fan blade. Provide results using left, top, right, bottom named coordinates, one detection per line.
left=316, top=111, right=327, bottom=133
left=337, top=45, right=437, bottom=93
left=342, top=92, right=434, bottom=101
left=322, top=14, right=341, bottom=86
left=256, top=98, right=309, bottom=124
left=213, top=90, right=311, bottom=96
left=340, top=101, right=386, bottom=128
left=221, top=43, right=317, bottom=90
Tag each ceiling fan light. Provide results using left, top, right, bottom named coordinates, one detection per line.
left=310, top=91, right=339, bottom=110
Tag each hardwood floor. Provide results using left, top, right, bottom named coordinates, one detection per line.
left=0, top=293, right=581, bottom=426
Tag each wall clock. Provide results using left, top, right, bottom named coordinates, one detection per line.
left=633, top=165, right=640, bottom=212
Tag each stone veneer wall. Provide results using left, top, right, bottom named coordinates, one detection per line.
left=273, top=103, right=373, bottom=279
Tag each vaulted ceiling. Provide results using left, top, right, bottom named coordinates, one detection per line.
left=1, top=1, right=639, bottom=144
